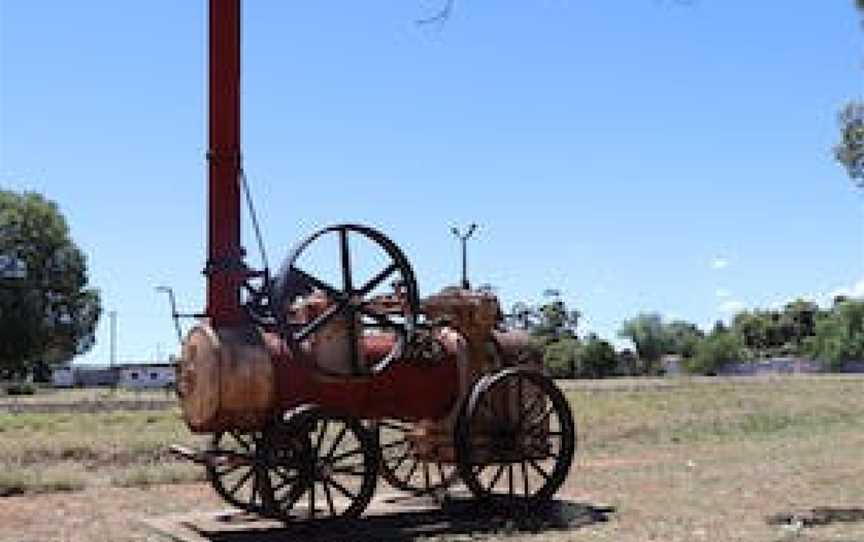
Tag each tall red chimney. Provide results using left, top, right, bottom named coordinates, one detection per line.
left=206, top=0, right=244, bottom=325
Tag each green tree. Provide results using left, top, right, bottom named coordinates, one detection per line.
left=543, top=337, right=579, bottom=378
left=511, top=291, right=581, bottom=377
left=779, top=299, right=821, bottom=351
left=665, top=320, right=704, bottom=359
left=618, top=313, right=669, bottom=375
left=732, top=310, right=770, bottom=357
left=732, top=300, right=822, bottom=358
left=0, top=190, right=101, bottom=379
left=685, top=327, right=743, bottom=375
left=533, top=290, right=580, bottom=343
left=835, top=2, right=864, bottom=184
left=805, top=299, right=864, bottom=370
left=576, top=333, right=618, bottom=378
left=835, top=101, right=864, bottom=185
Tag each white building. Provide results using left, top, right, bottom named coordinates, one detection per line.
left=117, top=363, right=176, bottom=389
left=51, top=365, right=75, bottom=387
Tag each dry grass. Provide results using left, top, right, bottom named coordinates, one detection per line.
left=0, top=407, right=207, bottom=496
left=0, top=387, right=175, bottom=406
left=0, top=376, right=861, bottom=541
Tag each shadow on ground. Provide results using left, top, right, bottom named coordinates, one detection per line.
left=767, top=506, right=864, bottom=528
left=183, top=498, right=614, bottom=542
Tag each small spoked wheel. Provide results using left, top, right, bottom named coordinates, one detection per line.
left=271, top=224, right=420, bottom=376
left=376, top=419, right=457, bottom=496
left=206, top=430, right=271, bottom=513
left=265, top=406, right=379, bottom=521
left=455, top=368, right=576, bottom=504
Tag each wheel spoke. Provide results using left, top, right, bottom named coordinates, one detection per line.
left=390, top=451, right=409, bottom=473
left=330, top=447, right=363, bottom=463
left=289, top=266, right=341, bottom=298
left=272, top=476, right=295, bottom=494
left=328, top=477, right=357, bottom=500
left=309, top=477, right=316, bottom=519
left=257, top=466, right=275, bottom=511
left=296, top=300, right=350, bottom=341
left=314, top=420, right=329, bottom=457
left=339, top=228, right=353, bottom=292
left=358, top=305, right=405, bottom=333
left=487, top=464, right=506, bottom=491
left=226, top=468, right=254, bottom=497
left=379, top=420, right=412, bottom=431
left=325, top=425, right=349, bottom=459
left=358, top=262, right=398, bottom=297
left=330, top=465, right=366, bottom=476
left=380, top=438, right=409, bottom=450
left=405, top=459, right=419, bottom=482
left=213, top=462, right=244, bottom=477
left=522, top=460, right=530, bottom=497
left=229, top=431, right=251, bottom=451
left=528, top=458, right=551, bottom=481
left=280, top=482, right=307, bottom=514
left=322, top=478, right=336, bottom=517
left=437, top=462, right=447, bottom=486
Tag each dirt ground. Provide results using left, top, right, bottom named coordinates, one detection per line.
left=2, top=432, right=862, bottom=542
left=1, top=377, right=862, bottom=542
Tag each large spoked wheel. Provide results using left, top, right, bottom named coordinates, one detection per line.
left=375, top=419, right=458, bottom=496
left=271, top=224, right=420, bottom=376
left=206, top=430, right=272, bottom=514
left=264, top=406, right=379, bottom=522
left=455, top=368, right=576, bottom=505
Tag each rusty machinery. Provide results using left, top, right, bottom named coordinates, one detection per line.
left=172, top=0, right=576, bottom=522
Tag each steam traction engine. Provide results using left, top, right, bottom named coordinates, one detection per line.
left=174, top=0, right=576, bottom=522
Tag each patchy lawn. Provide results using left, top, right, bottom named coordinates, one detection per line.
left=0, top=376, right=862, bottom=541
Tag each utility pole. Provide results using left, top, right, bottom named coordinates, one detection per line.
left=109, top=310, right=117, bottom=369
left=451, top=224, right=477, bottom=290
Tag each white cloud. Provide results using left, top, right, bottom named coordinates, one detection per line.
left=710, top=257, right=729, bottom=270
left=719, top=300, right=746, bottom=314
left=715, top=288, right=732, bottom=298
left=829, top=277, right=864, bottom=300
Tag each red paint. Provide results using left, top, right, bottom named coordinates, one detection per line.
left=264, top=334, right=460, bottom=421
left=206, top=0, right=244, bottom=325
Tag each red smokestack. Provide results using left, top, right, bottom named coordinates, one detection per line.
left=206, top=0, right=244, bottom=325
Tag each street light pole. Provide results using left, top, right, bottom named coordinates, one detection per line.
left=451, top=224, right=477, bottom=290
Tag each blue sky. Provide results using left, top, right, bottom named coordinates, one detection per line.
left=1, top=1, right=862, bottom=364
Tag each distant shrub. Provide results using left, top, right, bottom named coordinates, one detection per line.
left=543, top=338, right=578, bottom=378
left=5, top=383, right=37, bottom=396
left=576, top=335, right=618, bottom=378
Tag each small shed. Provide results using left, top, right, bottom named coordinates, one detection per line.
left=117, top=363, right=176, bottom=389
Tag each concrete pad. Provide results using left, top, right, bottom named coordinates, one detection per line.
left=139, top=492, right=613, bottom=541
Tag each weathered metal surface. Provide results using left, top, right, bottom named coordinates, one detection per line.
left=270, top=329, right=462, bottom=422
left=178, top=322, right=275, bottom=433
left=177, top=323, right=463, bottom=433
left=206, top=0, right=244, bottom=325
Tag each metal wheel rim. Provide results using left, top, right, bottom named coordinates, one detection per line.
left=375, top=419, right=457, bottom=496
left=264, top=406, right=379, bottom=522
left=455, top=368, right=576, bottom=504
left=272, top=223, right=420, bottom=376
